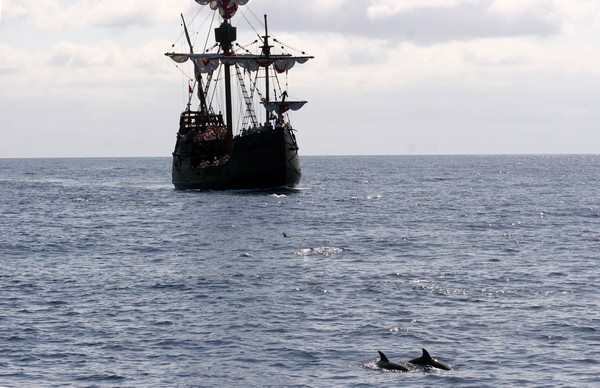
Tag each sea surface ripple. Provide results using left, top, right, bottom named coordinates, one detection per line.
left=0, top=155, right=599, bottom=387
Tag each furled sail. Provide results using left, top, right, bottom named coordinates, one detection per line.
left=262, top=101, right=307, bottom=114
left=165, top=53, right=313, bottom=74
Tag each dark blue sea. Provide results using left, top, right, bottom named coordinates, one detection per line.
left=1, top=155, right=599, bottom=387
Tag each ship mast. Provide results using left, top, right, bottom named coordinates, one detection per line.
left=165, top=2, right=314, bottom=132
left=181, top=14, right=207, bottom=114
left=215, top=19, right=236, bottom=146
left=261, top=15, right=273, bottom=121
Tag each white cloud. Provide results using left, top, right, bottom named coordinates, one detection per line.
left=0, top=38, right=173, bottom=104
left=2, top=0, right=188, bottom=30
left=489, top=0, right=551, bottom=15
left=258, top=0, right=563, bottom=45
left=2, top=0, right=600, bottom=157
left=306, top=0, right=348, bottom=13
left=47, top=41, right=117, bottom=68
left=0, top=43, right=27, bottom=73
left=1, top=0, right=28, bottom=21
left=368, top=0, right=470, bottom=19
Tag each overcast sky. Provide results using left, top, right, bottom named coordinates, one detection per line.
left=2, top=0, right=600, bottom=158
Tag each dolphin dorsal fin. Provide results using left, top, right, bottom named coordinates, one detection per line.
left=378, top=351, right=389, bottom=362
left=422, top=348, right=432, bottom=360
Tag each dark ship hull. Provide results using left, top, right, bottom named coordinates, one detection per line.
left=172, top=125, right=301, bottom=190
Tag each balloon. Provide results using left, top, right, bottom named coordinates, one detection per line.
left=196, top=0, right=250, bottom=19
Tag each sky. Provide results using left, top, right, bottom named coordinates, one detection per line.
left=1, top=0, right=600, bottom=158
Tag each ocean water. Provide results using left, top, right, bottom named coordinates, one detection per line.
left=0, top=155, right=599, bottom=387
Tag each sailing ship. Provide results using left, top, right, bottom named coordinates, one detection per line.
left=165, top=0, right=313, bottom=190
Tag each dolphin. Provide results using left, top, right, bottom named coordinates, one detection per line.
left=408, top=348, right=452, bottom=371
left=376, top=351, right=411, bottom=372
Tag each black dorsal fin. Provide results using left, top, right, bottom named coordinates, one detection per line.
left=378, top=351, right=389, bottom=362
left=422, top=348, right=432, bottom=360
